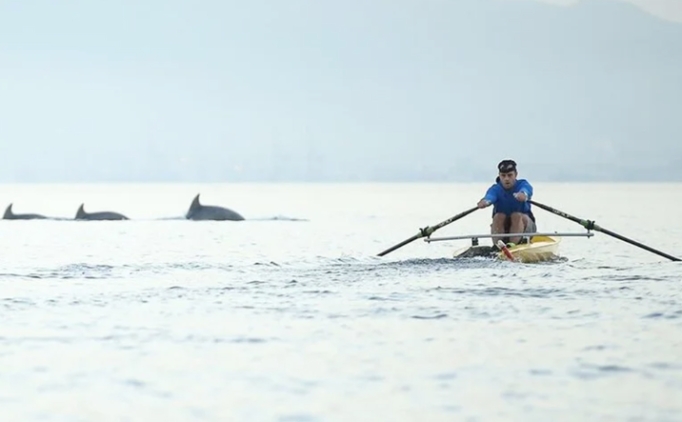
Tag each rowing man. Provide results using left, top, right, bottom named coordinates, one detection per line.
left=477, top=159, right=537, bottom=246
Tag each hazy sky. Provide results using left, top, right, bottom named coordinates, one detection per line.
left=1, top=0, right=681, bottom=182
left=532, top=0, right=682, bottom=22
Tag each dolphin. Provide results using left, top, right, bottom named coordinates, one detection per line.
left=3, top=203, right=48, bottom=220
left=75, top=203, right=129, bottom=220
left=185, top=193, right=244, bottom=221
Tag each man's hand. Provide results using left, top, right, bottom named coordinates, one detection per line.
left=514, top=192, right=527, bottom=202
left=477, top=199, right=490, bottom=209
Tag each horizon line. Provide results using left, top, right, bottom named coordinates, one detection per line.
left=0, top=179, right=681, bottom=185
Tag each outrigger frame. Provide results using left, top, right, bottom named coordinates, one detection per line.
left=424, top=230, right=594, bottom=246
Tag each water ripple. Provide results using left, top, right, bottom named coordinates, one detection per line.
left=1, top=183, right=681, bottom=421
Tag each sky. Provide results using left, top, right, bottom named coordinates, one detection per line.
left=1, top=0, right=681, bottom=183
left=532, top=0, right=682, bottom=22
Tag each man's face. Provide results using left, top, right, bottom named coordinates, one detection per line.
left=499, top=170, right=517, bottom=189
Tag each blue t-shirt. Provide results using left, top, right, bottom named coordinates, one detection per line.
left=483, top=178, right=534, bottom=217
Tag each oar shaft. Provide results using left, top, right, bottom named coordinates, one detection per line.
left=377, top=206, right=479, bottom=257
left=376, top=233, right=421, bottom=257
left=598, top=226, right=680, bottom=262
left=530, top=200, right=680, bottom=262
left=529, top=200, right=589, bottom=227
left=429, top=206, right=479, bottom=232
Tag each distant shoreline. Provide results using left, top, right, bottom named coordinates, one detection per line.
left=0, top=180, right=680, bottom=185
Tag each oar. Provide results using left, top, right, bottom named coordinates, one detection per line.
left=377, top=206, right=479, bottom=257
left=529, top=200, right=680, bottom=262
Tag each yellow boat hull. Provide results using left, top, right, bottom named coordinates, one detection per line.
left=499, top=235, right=561, bottom=263
left=452, top=235, right=562, bottom=263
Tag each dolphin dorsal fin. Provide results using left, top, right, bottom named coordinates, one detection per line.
left=189, top=194, right=202, bottom=212
left=3, top=203, right=13, bottom=218
left=76, top=203, right=87, bottom=219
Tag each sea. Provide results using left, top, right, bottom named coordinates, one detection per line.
left=1, top=182, right=680, bottom=422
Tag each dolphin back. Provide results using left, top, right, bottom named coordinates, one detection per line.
left=87, top=211, right=129, bottom=220
left=192, top=205, right=245, bottom=221
left=186, top=193, right=244, bottom=221
left=75, top=203, right=128, bottom=220
left=3, top=203, right=48, bottom=220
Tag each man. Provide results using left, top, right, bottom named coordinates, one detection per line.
left=477, top=159, right=537, bottom=246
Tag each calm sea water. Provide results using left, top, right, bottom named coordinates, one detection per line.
left=1, top=182, right=681, bottom=421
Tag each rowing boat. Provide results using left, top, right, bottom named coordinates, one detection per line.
left=377, top=201, right=680, bottom=262
left=452, top=235, right=561, bottom=263
left=425, top=231, right=594, bottom=263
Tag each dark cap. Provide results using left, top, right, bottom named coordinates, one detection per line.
left=498, top=159, right=517, bottom=173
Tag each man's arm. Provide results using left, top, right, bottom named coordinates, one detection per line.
left=478, top=185, right=498, bottom=208
left=515, top=180, right=533, bottom=201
